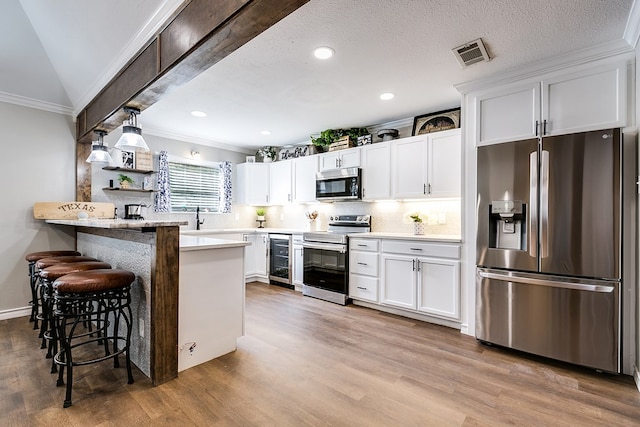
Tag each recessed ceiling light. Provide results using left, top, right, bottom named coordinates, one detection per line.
left=191, top=111, right=207, bottom=118
left=261, top=130, right=272, bottom=135
left=313, top=46, right=334, bottom=60
left=380, top=92, right=395, bottom=100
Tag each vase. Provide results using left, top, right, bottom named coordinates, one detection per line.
left=263, top=157, right=272, bottom=163
left=413, top=222, right=425, bottom=235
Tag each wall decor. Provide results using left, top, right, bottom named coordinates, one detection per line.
left=246, top=155, right=256, bottom=163
left=278, top=145, right=312, bottom=160
left=121, top=150, right=135, bottom=169
left=135, top=151, right=152, bottom=170
left=357, top=134, right=373, bottom=146
left=412, top=107, right=461, bottom=136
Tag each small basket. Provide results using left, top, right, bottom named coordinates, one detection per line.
left=328, top=135, right=356, bottom=151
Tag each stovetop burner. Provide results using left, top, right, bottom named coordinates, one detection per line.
left=303, top=215, right=371, bottom=244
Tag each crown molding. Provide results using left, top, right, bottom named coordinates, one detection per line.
left=72, top=0, right=185, bottom=117
left=624, top=0, right=640, bottom=48
left=455, top=39, right=634, bottom=94
left=0, top=91, right=73, bottom=116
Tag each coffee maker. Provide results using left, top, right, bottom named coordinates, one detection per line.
left=124, top=204, right=145, bottom=220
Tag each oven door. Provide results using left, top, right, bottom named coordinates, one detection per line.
left=302, top=242, right=348, bottom=294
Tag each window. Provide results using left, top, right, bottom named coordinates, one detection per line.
left=168, top=161, right=221, bottom=212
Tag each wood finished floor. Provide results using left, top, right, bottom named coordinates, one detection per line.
left=2, top=282, right=639, bottom=426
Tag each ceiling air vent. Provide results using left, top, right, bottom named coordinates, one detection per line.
left=452, top=38, right=491, bottom=68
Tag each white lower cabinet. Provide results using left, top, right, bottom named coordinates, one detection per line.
left=416, top=257, right=459, bottom=319
left=349, top=238, right=379, bottom=303
left=379, top=239, right=461, bottom=321
left=292, top=234, right=303, bottom=290
left=244, top=233, right=268, bottom=281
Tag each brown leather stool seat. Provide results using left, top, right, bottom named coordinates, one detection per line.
left=35, top=256, right=98, bottom=270
left=53, top=269, right=136, bottom=408
left=39, top=262, right=112, bottom=371
left=34, top=256, right=98, bottom=344
left=25, top=250, right=81, bottom=327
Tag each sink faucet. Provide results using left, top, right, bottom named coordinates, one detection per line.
left=196, top=207, right=205, bottom=230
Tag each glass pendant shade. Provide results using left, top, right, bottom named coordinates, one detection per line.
left=86, top=143, right=113, bottom=163
left=86, top=130, right=113, bottom=164
left=114, top=107, right=149, bottom=151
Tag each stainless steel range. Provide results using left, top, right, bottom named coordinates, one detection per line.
left=302, top=215, right=371, bottom=305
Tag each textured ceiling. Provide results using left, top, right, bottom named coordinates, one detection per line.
left=2, top=0, right=635, bottom=150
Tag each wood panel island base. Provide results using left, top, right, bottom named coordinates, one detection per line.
left=44, top=220, right=248, bottom=385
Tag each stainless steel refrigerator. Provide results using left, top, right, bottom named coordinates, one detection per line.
left=476, top=128, right=623, bottom=373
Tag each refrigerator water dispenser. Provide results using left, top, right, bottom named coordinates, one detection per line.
left=489, top=200, right=525, bottom=250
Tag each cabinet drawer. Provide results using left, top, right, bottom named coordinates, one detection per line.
left=349, top=238, right=379, bottom=252
left=349, top=275, right=378, bottom=302
left=381, top=240, right=460, bottom=259
left=349, top=251, right=379, bottom=276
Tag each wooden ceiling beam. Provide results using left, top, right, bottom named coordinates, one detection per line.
left=76, top=0, right=310, bottom=143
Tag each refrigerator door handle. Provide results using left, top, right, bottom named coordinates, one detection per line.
left=478, top=270, right=615, bottom=293
left=540, top=150, right=549, bottom=258
left=529, top=151, right=538, bottom=258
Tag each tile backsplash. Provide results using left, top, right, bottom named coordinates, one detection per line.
left=149, top=199, right=462, bottom=235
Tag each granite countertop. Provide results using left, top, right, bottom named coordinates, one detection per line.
left=350, top=232, right=462, bottom=243
left=46, top=219, right=188, bottom=229
left=181, top=227, right=307, bottom=235
left=181, top=228, right=461, bottom=243
left=180, top=235, right=250, bottom=252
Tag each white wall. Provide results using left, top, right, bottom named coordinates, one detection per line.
left=0, top=102, right=76, bottom=318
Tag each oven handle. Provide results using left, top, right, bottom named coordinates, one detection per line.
left=302, top=242, right=347, bottom=253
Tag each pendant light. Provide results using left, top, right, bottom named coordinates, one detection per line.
left=86, top=130, right=113, bottom=164
left=115, top=106, right=149, bottom=151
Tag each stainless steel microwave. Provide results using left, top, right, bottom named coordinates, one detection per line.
left=315, top=167, right=361, bottom=201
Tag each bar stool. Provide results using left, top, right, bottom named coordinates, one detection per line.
left=25, top=250, right=81, bottom=328
left=53, top=269, right=136, bottom=408
left=35, top=256, right=98, bottom=346
left=39, top=261, right=112, bottom=372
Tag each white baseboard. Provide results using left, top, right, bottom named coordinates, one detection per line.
left=0, top=306, right=30, bottom=321
left=352, top=300, right=461, bottom=330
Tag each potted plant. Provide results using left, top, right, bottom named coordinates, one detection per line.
left=257, top=146, right=277, bottom=163
left=256, top=207, right=266, bottom=221
left=310, top=127, right=369, bottom=152
left=407, top=212, right=425, bottom=235
left=118, top=174, right=134, bottom=189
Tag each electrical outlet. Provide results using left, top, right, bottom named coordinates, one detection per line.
left=139, top=319, right=144, bottom=337
left=280, top=213, right=284, bottom=221
left=234, top=213, right=239, bottom=220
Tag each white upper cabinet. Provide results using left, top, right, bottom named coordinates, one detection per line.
left=473, top=60, right=627, bottom=146
left=542, top=62, right=626, bottom=136
left=319, top=147, right=361, bottom=171
left=391, top=128, right=461, bottom=199
left=475, top=81, right=540, bottom=146
left=361, top=142, right=391, bottom=200
left=269, top=159, right=292, bottom=205
left=391, top=135, right=428, bottom=199
left=428, top=129, right=462, bottom=198
left=292, top=155, right=318, bottom=203
left=236, top=163, right=270, bottom=205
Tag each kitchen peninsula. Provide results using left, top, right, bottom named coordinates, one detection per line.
left=45, top=219, right=248, bottom=384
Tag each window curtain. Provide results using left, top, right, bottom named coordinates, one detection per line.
left=219, top=161, right=232, bottom=213
left=154, top=150, right=171, bottom=212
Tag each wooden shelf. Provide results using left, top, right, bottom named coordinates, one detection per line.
left=102, top=166, right=155, bottom=174
left=102, top=187, right=155, bottom=193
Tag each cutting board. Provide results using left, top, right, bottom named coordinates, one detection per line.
left=33, top=202, right=115, bottom=220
